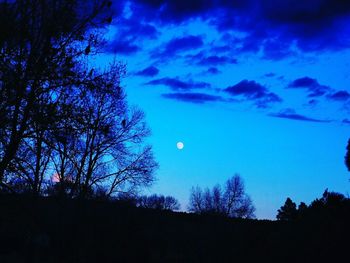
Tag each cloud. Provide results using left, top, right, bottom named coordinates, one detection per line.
left=111, top=0, right=350, bottom=59
left=264, top=73, right=276, bottom=78
left=269, top=108, right=330, bottom=123
left=132, top=0, right=216, bottom=22
left=207, top=67, right=221, bottom=75
left=210, top=45, right=232, bottom=53
left=151, top=35, right=204, bottom=59
left=145, top=77, right=211, bottom=90
left=262, top=39, right=293, bottom=60
left=161, top=92, right=223, bottom=103
left=165, top=35, right=203, bottom=52
left=106, top=18, right=159, bottom=55
left=114, top=18, right=159, bottom=40
left=307, top=99, right=319, bottom=106
left=342, top=119, right=350, bottom=124
left=198, top=55, right=237, bottom=66
left=186, top=52, right=237, bottom=66
left=287, top=77, right=330, bottom=97
left=327, top=90, right=350, bottom=101
left=213, top=0, right=350, bottom=53
left=225, top=80, right=282, bottom=107
left=135, top=66, right=159, bottom=77
left=198, top=67, right=222, bottom=76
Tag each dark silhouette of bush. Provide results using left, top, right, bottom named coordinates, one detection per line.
left=137, top=194, right=181, bottom=211
left=45, top=181, right=95, bottom=199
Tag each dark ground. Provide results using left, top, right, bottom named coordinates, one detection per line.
left=0, top=195, right=349, bottom=263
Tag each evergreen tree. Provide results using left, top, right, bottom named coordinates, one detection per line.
left=276, top=197, right=298, bottom=221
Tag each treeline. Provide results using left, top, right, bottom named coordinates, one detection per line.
left=0, top=173, right=256, bottom=219
left=0, top=0, right=157, bottom=198
left=117, top=193, right=181, bottom=211
left=188, top=174, right=255, bottom=218
left=115, top=174, right=255, bottom=218
left=277, top=189, right=350, bottom=221
left=1, top=192, right=349, bottom=262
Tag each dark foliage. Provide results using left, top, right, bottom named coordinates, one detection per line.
left=277, top=190, right=350, bottom=222
left=137, top=194, right=181, bottom=211
left=276, top=197, right=298, bottom=221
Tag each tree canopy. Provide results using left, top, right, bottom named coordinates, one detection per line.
left=0, top=0, right=158, bottom=197
left=276, top=198, right=298, bottom=221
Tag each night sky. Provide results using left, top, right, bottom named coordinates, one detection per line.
left=97, top=0, right=350, bottom=219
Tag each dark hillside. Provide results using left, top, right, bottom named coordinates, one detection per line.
left=0, top=195, right=349, bottom=262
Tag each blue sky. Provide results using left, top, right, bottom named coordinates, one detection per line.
left=97, top=0, right=350, bottom=219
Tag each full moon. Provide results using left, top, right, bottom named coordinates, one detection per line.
left=177, top=141, right=184, bottom=150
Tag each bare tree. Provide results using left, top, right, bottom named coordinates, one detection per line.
left=188, top=186, right=204, bottom=213
left=0, top=1, right=158, bottom=197
left=0, top=0, right=112, bottom=190
left=212, top=184, right=223, bottom=213
left=47, top=65, right=158, bottom=198
left=224, top=175, right=247, bottom=217
left=203, top=187, right=214, bottom=212
left=188, top=174, right=255, bottom=219
left=234, top=195, right=255, bottom=219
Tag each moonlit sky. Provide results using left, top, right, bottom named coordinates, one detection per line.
left=95, top=0, right=350, bottom=219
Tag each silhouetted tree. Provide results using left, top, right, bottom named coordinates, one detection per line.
left=297, top=202, right=308, bottom=218
left=48, top=65, right=158, bottom=198
left=188, top=186, right=204, bottom=213
left=345, top=139, right=350, bottom=172
left=309, top=189, right=349, bottom=214
left=0, top=0, right=158, bottom=197
left=188, top=174, right=255, bottom=218
left=137, top=194, right=180, bottom=211
left=276, top=198, right=298, bottom=221
left=277, top=190, right=350, bottom=221
left=212, top=184, right=224, bottom=213
left=223, top=175, right=255, bottom=218
left=7, top=98, right=54, bottom=195
left=0, top=0, right=113, bottom=191
left=203, top=187, right=214, bottom=212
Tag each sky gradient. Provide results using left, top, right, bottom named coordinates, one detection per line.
left=96, top=0, right=350, bottom=219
